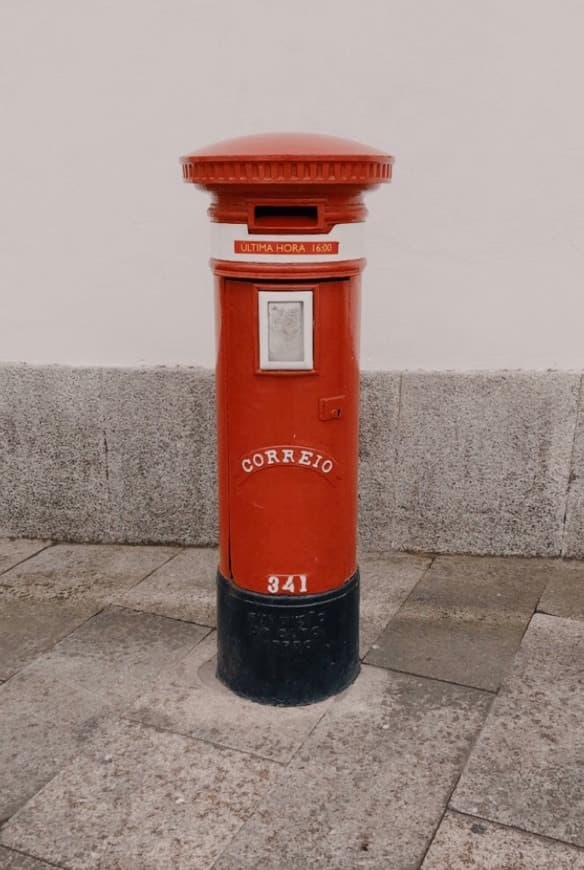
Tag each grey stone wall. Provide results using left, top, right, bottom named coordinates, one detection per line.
left=0, top=365, right=217, bottom=547
left=1, top=363, right=582, bottom=557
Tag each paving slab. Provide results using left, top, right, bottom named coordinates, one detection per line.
left=365, top=555, right=548, bottom=691
left=0, top=664, right=109, bottom=822
left=538, top=560, right=584, bottom=619
left=1, top=718, right=281, bottom=870
left=451, top=614, right=584, bottom=847
left=215, top=664, right=490, bottom=870
left=393, top=371, right=579, bottom=556
left=30, top=607, right=209, bottom=711
left=0, top=545, right=179, bottom=678
left=129, top=632, right=332, bottom=763
left=112, top=547, right=217, bottom=626
left=0, top=543, right=179, bottom=606
left=0, top=846, right=57, bottom=869
left=359, top=552, right=432, bottom=657
left=422, top=811, right=584, bottom=869
left=0, top=590, right=95, bottom=680
left=0, top=540, right=51, bottom=577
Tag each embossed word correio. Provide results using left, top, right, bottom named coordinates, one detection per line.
left=240, top=445, right=335, bottom=477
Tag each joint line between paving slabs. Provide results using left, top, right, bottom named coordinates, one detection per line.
left=205, top=704, right=316, bottom=870
left=415, top=691, right=498, bottom=868
left=0, top=540, right=55, bottom=580
left=361, top=660, right=498, bottom=695
left=124, top=721, right=290, bottom=870
left=561, top=372, right=583, bottom=557
left=121, top=716, right=290, bottom=768
left=402, top=553, right=436, bottom=603
left=371, top=553, right=436, bottom=644
left=0, top=550, right=184, bottom=689
left=449, top=808, right=584, bottom=855
left=0, top=844, right=68, bottom=869
left=0, top=600, right=110, bottom=691
left=511, top=598, right=548, bottom=671
left=208, top=812, right=255, bottom=870
left=121, top=547, right=185, bottom=594
left=114, top=600, right=216, bottom=630
left=205, top=687, right=343, bottom=865
left=286, top=701, right=334, bottom=766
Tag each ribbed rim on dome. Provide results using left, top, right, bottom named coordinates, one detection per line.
left=181, top=155, right=393, bottom=186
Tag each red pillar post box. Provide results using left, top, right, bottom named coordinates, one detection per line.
left=181, top=133, right=393, bottom=705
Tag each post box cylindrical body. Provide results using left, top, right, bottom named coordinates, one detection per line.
left=181, top=133, right=393, bottom=705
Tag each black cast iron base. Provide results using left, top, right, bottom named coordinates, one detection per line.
left=216, top=570, right=360, bottom=706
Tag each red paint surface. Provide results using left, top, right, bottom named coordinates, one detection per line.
left=215, top=273, right=361, bottom=595
left=181, top=133, right=393, bottom=597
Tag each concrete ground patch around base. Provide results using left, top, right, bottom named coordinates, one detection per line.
left=128, top=632, right=335, bottom=764
left=0, top=364, right=583, bottom=557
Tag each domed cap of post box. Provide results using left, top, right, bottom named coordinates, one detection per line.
left=180, top=132, right=393, bottom=188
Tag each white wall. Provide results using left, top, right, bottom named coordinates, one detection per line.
left=2, top=0, right=584, bottom=371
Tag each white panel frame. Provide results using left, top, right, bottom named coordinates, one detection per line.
left=258, top=290, right=314, bottom=371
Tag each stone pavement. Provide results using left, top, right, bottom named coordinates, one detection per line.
left=0, top=541, right=583, bottom=869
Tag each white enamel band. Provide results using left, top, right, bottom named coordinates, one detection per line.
left=210, top=222, right=365, bottom=263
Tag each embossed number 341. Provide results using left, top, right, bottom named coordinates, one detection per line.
left=267, top=574, right=308, bottom=594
